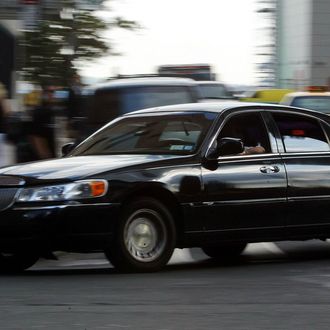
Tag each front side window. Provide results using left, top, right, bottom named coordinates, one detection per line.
left=71, top=112, right=217, bottom=156
left=218, top=112, right=271, bottom=155
left=272, top=113, right=330, bottom=153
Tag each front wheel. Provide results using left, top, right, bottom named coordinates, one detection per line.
left=105, top=198, right=176, bottom=272
left=201, top=243, right=247, bottom=261
left=0, top=252, right=39, bottom=273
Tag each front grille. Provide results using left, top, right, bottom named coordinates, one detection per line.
left=0, top=176, right=25, bottom=187
left=0, top=188, right=19, bottom=211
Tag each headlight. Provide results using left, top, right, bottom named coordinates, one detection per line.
left=17, top=180, right=108, bottom=202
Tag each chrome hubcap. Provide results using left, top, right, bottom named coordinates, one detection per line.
left=124, top=208, right=166, bottom=262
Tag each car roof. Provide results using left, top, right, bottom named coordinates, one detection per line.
left=124, top=101, right=240, bottom=115
left=87, top=77, right=198, bottom=91
left=123, top=101, right=330, bottom=119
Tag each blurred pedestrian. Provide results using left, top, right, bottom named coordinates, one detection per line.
left=26, top=86, right=56, bottom=160
left=67, top=74, right=84, bottom=139
left=0, top=82, right=11, bottom=167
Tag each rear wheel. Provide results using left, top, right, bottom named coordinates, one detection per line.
left=105, top=198, right=176, bottom=272
left=0, top=251, right=39, bottom=272
left=202, top=243, right=247, bottom=260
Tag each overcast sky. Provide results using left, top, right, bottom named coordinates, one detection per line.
left=80, top=0, right=260, bottom=85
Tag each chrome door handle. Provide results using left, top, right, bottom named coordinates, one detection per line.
left=260, top=166, right=280, bottom=173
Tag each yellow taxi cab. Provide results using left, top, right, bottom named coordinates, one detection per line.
left=280, top=86, right=330, bottom=114
left=239, top=89, right=294, bottom=104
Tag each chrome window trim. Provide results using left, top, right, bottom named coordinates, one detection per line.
left=280, top=152, right=330, bottom=158
left=215, top=153, right=280, bottom=161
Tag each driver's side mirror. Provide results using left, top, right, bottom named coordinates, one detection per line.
left=206, top=137, right=244, bottom=160
left=61, top=142, right=76, bottom=156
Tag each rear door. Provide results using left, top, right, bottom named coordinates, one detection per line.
left=270, top=111, right=330, bottom=237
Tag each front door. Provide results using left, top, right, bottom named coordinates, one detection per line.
left=201, top=110, right=287, bottom=242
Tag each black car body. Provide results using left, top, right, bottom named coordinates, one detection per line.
left=1, top=102, right=330, bottom=272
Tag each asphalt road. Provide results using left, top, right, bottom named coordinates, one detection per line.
left=1, top=241, right=330, bottom=329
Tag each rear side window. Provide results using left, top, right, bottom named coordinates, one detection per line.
left=272, top=113, right=330, bottom=152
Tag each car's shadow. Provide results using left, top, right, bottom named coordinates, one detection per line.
left=2, top=240, right=330, bottom=277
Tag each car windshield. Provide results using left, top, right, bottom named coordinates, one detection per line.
left=198, top=84, right=232, bottom=99
left=291, top=96, right=330, bottom=113
left=70, top=112, right=217, bottom=156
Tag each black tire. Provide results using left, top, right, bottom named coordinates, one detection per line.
left=0, top=252, right=39, bottom=273
left=105, top=198, right=176, bottom=272
left=201, top=243, right=247, bottom=260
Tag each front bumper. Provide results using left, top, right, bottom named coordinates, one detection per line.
left=0, top=202, right=121, bottom=252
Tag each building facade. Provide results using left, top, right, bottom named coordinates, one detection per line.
left=255, top=0, right=277, bottom=88
left=276, top=0, right=330, bottom=89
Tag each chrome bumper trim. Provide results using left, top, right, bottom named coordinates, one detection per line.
left=13, top=202, right=117, bottom=211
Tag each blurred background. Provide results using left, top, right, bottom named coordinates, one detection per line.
left=1, top=0, right=330, bottom=166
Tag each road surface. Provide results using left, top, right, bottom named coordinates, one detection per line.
left=1, top=241, right=330, bottom=329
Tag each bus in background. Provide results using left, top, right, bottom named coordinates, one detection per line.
left=157, top=63, right=216, bottom=81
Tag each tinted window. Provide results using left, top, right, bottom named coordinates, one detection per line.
left=198, top=84, right=231, bottom=99
left=291, top=96, right=330, bottom=113
left=86, top=86, right=196, bottom=130
left=272, top=113, right=330, bottom=152
left=71, top=112, right=217, bottom=156
left=87, top=89, right=121, bottom=127
left=121, top=86, right=195, bottom=113
left=218, top=112, right=271, bottom=154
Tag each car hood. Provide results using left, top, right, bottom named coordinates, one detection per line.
left=0, top=155, right=179, bottom=181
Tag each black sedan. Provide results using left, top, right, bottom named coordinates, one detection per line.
left=1, top=102, right=330, bottom=272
